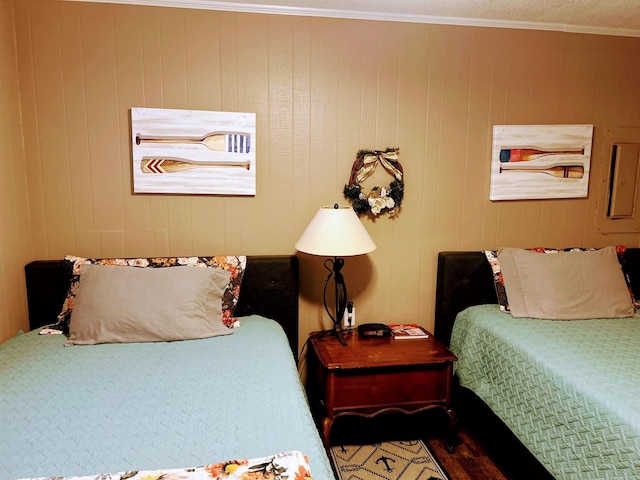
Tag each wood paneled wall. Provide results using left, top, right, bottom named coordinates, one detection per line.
left=0, top=0, right=33, bottom=342
left=3, top=0, right=640, bottom=345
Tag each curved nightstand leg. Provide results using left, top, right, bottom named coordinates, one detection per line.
left=445, top=407, right=458, bottom=453
left=321, top=416, right=333, bottom=449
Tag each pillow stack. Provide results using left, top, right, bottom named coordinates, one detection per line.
left=52, top=255, right=247, bottom=345
left=67, top=264, right=232, bottom=345
left=485, top=246, right=635, bottom=320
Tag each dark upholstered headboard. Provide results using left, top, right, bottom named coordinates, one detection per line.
left=24, top=255, right=300, bottom=357
left=434, top=248, right=640, bottom=347
left=434, top=252, right=497, bottom=347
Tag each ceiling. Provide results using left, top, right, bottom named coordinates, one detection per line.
left=71, top=0, right=640, bottom=37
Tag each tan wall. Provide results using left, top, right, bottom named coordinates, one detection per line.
left=4, top=0, right=640, bottom=346
left=0, top=0, right=33, bottom=342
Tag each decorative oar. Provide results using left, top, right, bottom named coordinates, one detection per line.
left=499, top=164, right=584, bottom=179
left=499, top=148, right=584, bottom=162
left=141, top=157, right=251, bottom=173
left=136, top=132, right=251, bottom=153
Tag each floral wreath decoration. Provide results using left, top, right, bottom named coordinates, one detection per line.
left=343, top=148, right=404, bottom=217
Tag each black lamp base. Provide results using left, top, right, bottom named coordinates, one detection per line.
left=324, top=256, right=348, bottom=346
left=333, top=323, right=347, bottom=346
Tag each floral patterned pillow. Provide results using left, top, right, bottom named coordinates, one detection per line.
left=53, top=255, right=247, bottom=333
left=483, top=245, right=637, bottom=313
left=22, top=450, right=313, bottom=480
left=483, top=249, right=510, bottom=312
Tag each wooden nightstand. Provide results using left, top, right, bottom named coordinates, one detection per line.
left=306, top=329, right=457, bottom=452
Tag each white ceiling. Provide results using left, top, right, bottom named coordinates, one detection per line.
left=70, top=0, right=640, bottom=37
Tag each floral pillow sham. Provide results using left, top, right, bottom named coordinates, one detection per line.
left=66, top=264, right=233, bottom=345
left=483, top=245, right=637, bottom=314
left=51, top=255, right=246, bottom=333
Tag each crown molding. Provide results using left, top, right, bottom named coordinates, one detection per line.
left=66, top=0, right=640, bottom=38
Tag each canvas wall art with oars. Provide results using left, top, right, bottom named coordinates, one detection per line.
left=489, top=124, right=593, bottom=201
left=131, top=107, right=256, bottom=195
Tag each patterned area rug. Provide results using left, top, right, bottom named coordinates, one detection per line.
left=330, top=439, right=451, bottom=480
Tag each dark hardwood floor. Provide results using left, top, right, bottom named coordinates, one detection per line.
left=425, top=423, right=509, bottom=480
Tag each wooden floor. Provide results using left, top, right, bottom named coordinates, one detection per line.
left=329, top=413, right=519, bottom=480
left=425, top=422, right=509, bottom=480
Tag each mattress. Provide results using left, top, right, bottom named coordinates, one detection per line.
left=450, top=304, right=640, bottom=479
left=0, top=315, right=334, bottom=480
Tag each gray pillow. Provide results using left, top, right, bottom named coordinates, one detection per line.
left=67, top=263, right=232, bottom=345
left=498, top=246, right=634, bottom=320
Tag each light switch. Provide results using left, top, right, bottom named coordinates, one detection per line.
left=608, top=143, right=640, bottom=218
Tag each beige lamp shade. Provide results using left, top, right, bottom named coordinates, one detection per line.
left=295, top=204, right=376, bottom=257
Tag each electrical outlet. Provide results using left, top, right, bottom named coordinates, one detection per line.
left=343, top=301, right=355, bottom=328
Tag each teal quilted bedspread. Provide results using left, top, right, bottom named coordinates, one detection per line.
left=451, top=305, right=640, bottom=479
left=0, top=316, right=334, bottom=480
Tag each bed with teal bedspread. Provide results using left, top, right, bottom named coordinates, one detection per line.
left=0, top=316, right=333, bottom=480
left=0, top=256, right=334, bottom=480
left=435, top=249, right=640, bottom=480
left=451, top=305, right=640, bottom=479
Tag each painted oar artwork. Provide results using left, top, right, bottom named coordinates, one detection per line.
left=499, top=148, right=584, bottom=162
left=131, top=107, right=256, bottom=195
left=141, top=157, right=251, bottom=173
left=136, top=132, right=251, bottom=154
left=499, top=164, right=584, bottom=179
left=489, top=124, right=593, bottom=200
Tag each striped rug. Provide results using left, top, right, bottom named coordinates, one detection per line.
left=330, top=439, right=451, bottom=480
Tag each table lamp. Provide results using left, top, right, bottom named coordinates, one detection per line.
left=295, top=204, right=376, bottom=345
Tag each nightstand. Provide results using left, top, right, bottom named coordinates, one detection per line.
left=306, top=329, right=457, bottom=452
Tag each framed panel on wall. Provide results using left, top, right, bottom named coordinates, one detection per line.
left=131, top=107, right=256, bottom=195
left=490, top=124, right=593, bottom=201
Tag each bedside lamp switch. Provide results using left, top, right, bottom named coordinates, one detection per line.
left=343, top=302, right=355, bottom=329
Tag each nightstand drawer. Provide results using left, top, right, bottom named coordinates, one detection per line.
left=326, top=364, right=451, bottom=414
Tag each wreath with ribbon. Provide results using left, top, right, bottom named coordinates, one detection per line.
left=343, top=148, right=404, bottom=217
